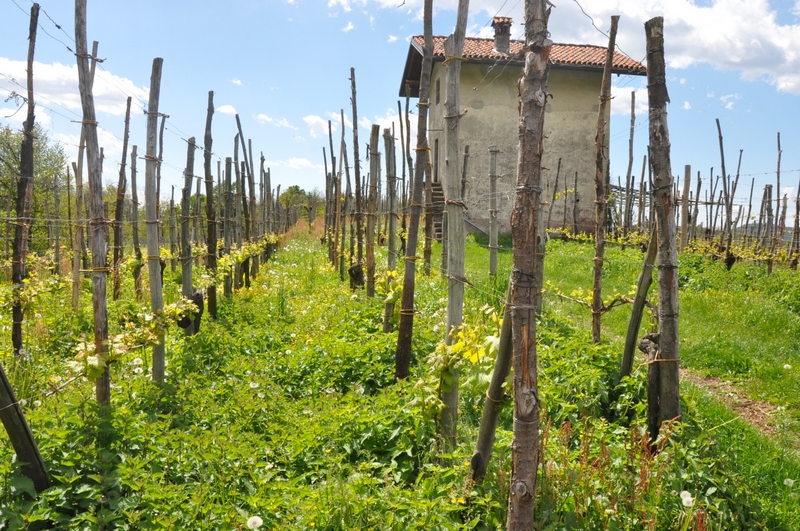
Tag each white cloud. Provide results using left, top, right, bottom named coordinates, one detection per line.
left=342, top=21, right=355, bottom=33
left=274, top=118, right=298, bottom=130
left=720, top=93, right=740, bottom=109
left=610, top=86, right=648, bottom=116
left=680, top=78, right=686, bottom=85
left=217, top=104, right=237, bottom=115
left=255, top=113, right=297, bottom=129
left=256, top=113, right=273, bottom=124
left=0, top=58, right=148, bottom=116
left=388, top=35, right=398, bottom=43
left=264, top=157, right=323, bottom=171
left=683, top=101, right=692, bottom=110
left=303, top=115, right=331, bottom=138
left=231, top=78, right=242, bottom=86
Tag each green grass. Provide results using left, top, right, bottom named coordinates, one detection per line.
left=0, top=231, right=799, bottom=528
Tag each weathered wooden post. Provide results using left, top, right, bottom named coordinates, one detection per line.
left=383, top=128, right=397, bottom=332
left=350, top=68, right=364, bottom=266
left=440, top=0, right=470, bottom=454
left=395, top=0, right=432, bottom=380
left=203, top=91, right=217, bottom=318
left=169, top=186, right=177, bottom=272
left=130, top=145, right=144, bottom=299
left=144, top=58, right=166, bottom=384
left=679, top=165, right=691, bottom=251
left=224, top=157, right=233, bottom=298
left=181, top=137, right=196, bottom=334
left=366, top=124, right=380, bottom=297
left=645, top=16, right=681, bottom=439
left=0, top=1, right=50, bottom=493
left=506, top=0, right=550, bottom=527
left=546, top=157, right=560, bottom=231
left=489, top=146, right=499, bottom=276
left=624, top=91, right=636, bottom=237
left=590, top=15, right=618, bottom=345
left=113, top=97, right=131, bottom=300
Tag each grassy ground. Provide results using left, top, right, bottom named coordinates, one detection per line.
left=0, top=228, right=799, bottom=528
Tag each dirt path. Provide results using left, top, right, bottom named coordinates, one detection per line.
left=681, top=369, right=781, bottom=437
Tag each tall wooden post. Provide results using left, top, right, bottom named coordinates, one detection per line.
left=383, top=128, right=397, bottom=332
left=366, top=124, right=380, bottom=297
left=130, top=146, right=143, bottom=299
left=679, top=165, right=691, bottom=251
left=395, top=0, right=432, bottom=380
left=489, top=146, right=499, bottom=276
left=181, top=138, right=195, bottom=334
left=144, top=58, right=165, bottom=384
left=624, top=91, right=636, bottom=237
left=113, top=97, right=131, bottom=300
left=645, top=16, right=681, bottom=438
left=169, top=186, right=177, bottom=272
left=506, top=0, right=550, bottom=527
left=350, top=68, right=364, bottom=266
left=203, top=92, right=217, bottom=318
left=224, top=157, right=233, bottom=298
left=590, top=15, right=618, bottom=344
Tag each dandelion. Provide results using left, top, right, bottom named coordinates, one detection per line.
left=785, top=478, right=795, bottom=487
left=249, top=381, right=259, bottom=389
left=134, top=367, right=143, bottom=374
left=285, top=349, right=292, bottom=355
left=785, top=364, right=792, bottom=370
left=132, top=358, right=143, bottom=366
left=257, top=393, right=265, bottom=399
left=246, top=515, right=263, bottom=529
left=33, top=400, right=41, bottom=408
left=18, top=399, right=27, bottom=407
left=34, top=313, right=41, bottom=319
left=290, top=333, right=296, bottom=338
left=320, top=325, right=326, bottom=331
left=680, top=491, right=694, bottom=507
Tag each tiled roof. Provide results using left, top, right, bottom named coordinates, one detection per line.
left=412, top=35, right=646, bottom=74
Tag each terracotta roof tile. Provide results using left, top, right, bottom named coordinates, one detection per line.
left=412, top=35, right=645, bottom=74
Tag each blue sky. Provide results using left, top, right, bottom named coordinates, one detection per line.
left=1, top=0, right=800, bottom=216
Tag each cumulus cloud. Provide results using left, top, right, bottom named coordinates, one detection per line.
left=388, top=35, right=398, bottom=43
left=217, top=104, right=237, bottom=115
left=357, top=107, right=418, bottom=145
left=264, top=157, right=323, bottom=171
left=610, top=85, right=648, bottom=116
left=720, top=93, right=739, bottom=110
left=231, top=78, right=242, bottom=85
left=683, top=101, right=692, bottom=110
left=303, top=115, right=331, bottom=138
left=342, top=21, right=355, bottom=32
left=0, top=57, right=148, bottom=116
left=256, top=113, right=298, bottom=130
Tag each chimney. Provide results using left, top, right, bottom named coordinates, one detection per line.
left=492, top=17, right=512, bottom=54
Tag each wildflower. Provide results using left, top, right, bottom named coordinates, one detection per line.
left=785, top=478, right=795, bottom=487
left=246, top=515, right=263, bottom=529
left=680, top=491, right=694, bottom=507
left=134, top=367, right=143, bottom=375
left=285, top=349, right=292, bottom=355
left=785, top=364, right=792, bottom=370
left=34, top=313, right=41, bottom=319
left=249, top=381, right=259, bottom=389
left=18, top=399, right=27, bottom=407
left=290, top=333, right=296, bottom=338
left=320, top=325, right=326, bottom=331
left=257, top=393, right=265, bottom=399
left=132, top=358, right=143, bottom=366
left=33, top=400, right=41, bottom=408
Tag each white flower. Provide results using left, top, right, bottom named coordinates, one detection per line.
left=246, top=515, right=263, bottom=529
left=320, top=325, right=326, bottom=331
left=290, top=333, right=296, bottom=338
left=433, top=325, right=440, bottom=333
left=257, top=393, right=265, bottom=399
left=785, top=478, right=795, bottom=487
left=18, top=348, right=28, bottom=357
left=34, top=313, right=41, bottom=319
left=680, top=491, right=694, bottom=507
left=18, top=399, right=27, bottom=407
left=249, top=381, right=259, bottom=389
left=134, top=367, right=143, bottom=374
left=285, top=349, right=292, bottom=355
left=33, top=400, right=41, bottom=408
left=785, top=364, right=792, bottom=370
left=132, top=358, right=143, bottom=366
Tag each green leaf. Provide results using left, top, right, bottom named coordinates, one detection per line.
left=11, top=474, right=36, bottom=498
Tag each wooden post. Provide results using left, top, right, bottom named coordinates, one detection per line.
left=546, top=157, right=560, bottom=231
left=395, top=0, right=432, bottom=380
left=366, top=124, right=380, bottom=297
left=470, top=281, right=512, bottom=482
left=506, top=1, right=550, bottom=527
left=156, top=114, right=167, bottom=246
left=679, top=165, right=691, bottom=251
left=489, top=146, right=499, bottom=276
left=54, top=169, right=61, bottom=274
left=590, top=15, right=618, bottom=345
left=224, top=157, right=233, bottom=298
left=181, top=137, right=195, bottom=334
left=645, top=16, right=681, bottom=438
left=620, top=228, right=657, bottom=378
left=715, top=119, right=734, bottom=265
left=75, top=0, right=112, bottom=404
left=773, top=133, right=782, bottom=255
left=248, top=139, right=259, bottom=279
left=169, top=186, right=177, bottom=272
left=572, top=171, right=579, bottom=234
left=144, top=58, right=165, bottom=384
left=383, top=128, right=397, bottom=332
left=203, top=92, right=217, bottom=318
left=441, top=0, right=470, bottom=454
left=350, top=68, right=364, bottom=266
left=12, top=2, right=39, bottom=356
left=624, top=91, right=636, bottom=238
left=328, top=120, right=338, bottom=264
left=0, top=1, right=50, bottom=494
left=113, top=97, right=131, bottom=300
left=130, top=145, right=143, bottom=299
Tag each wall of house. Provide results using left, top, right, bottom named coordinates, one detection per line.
left=428, top=62, right=610, bottom=234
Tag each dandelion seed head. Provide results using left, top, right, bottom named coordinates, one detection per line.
left=785, top=478, right=795, bottom=487
left=246, top=515, right=263, bottom=529
left=249, top=381, right=259, bottom=389
left=784, top=364, right=792, bottom=370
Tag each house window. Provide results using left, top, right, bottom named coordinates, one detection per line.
left=434, top=138, right=439, bottom=183
left=436, top=78, right=440, bottom=105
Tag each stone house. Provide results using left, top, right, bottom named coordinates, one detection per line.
left=398, top=17, right=646, bottom=234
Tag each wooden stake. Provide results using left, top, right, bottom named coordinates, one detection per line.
left=130, top=145, right=143, bottom=299
left=181, top=138, right=195, bottom=334
left=350, top=68, right=364, bottom=265
left=113, top=97, right=131, bottom=300
left=679, top=165, right=691, bottom=251
left=204, top=92, right=217, bottom=318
